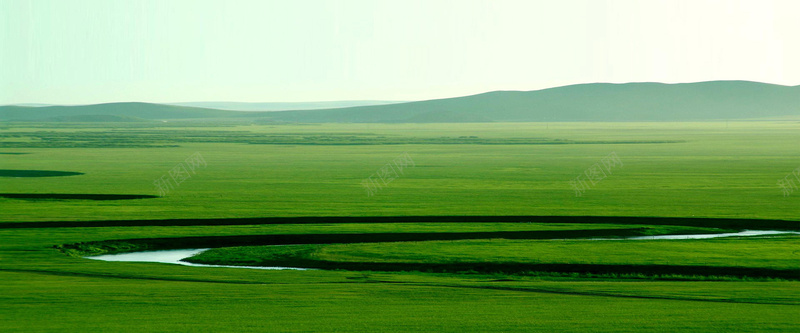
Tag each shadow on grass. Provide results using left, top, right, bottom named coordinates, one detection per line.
left=6, top=215, right=800, bottom=230
left=243, top=260, right=800, bottom=281
left=57, top=228, right=654, bottom=255
left=0, top=169, right=84, bottom=177
left=0, top=193, right=158, bottom=201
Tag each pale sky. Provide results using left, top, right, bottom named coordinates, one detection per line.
left=1, top=0, right=799, bottom=104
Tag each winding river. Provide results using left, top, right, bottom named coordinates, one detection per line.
left=87, top=230, right=800, bottom=270
left=87, top=248, right=308, bottom=270
left=592, top=229, right=800, bottom=240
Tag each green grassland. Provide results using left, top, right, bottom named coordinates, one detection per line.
left=2, top=223, right=800, bottom=332
left=2, top=121, right=800, bottom=332
left=3, top=121, right=800, bottom=222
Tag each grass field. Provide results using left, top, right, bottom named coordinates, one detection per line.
left=3, top=121, right=800, bottom=222
left=2, top=121, right=800, bottom=331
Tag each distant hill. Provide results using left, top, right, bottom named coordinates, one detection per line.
left=3, top=81, right=798, bottom=122
left=38, top=114, right=154, bottom=122
left=0, top=102, right=244, bottom=121
left=260, top=81, right=800, bottom=123
left=169, top=100, right=405, bottom=111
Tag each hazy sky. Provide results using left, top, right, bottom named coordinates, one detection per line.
left=2, top=0, right=799, bottom=104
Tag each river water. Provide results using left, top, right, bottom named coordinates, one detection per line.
left=595, top=229, right=800, bottom=240
left=86, top=248, right=307, bottom=270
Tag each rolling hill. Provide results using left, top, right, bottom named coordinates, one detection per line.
left=2, top=81, right=798, bottom=122
left=168, top=100, right=405, bottom=111
left=0, top=102, right=244, bottom=122
left=261, top=81, right=800, bottom=123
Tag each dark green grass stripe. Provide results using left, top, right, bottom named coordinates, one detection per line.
left=407, top=282, right=800, bottom=306
left=0, top=169, right=84, bottom=177
left=5, top=215, right=799, bottom=229
left=57, top=229, right=652, bottom=255
left=0, top=193, right=159, bottom=201
left=274, top=261, right=800, bottom=281
left=0, top=268, right=266, bottom=285
left=3, top=268, right=795, bottom=306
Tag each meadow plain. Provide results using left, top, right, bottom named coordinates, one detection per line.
left=3, top=121, right=800, bottom=222
left=1, top=121, right=800, bottom=332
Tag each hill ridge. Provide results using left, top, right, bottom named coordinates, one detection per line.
left=2, top=81, right=798, bottom=122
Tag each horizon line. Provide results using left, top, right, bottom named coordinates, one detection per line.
left=3, top=79, right=798, bottom=106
